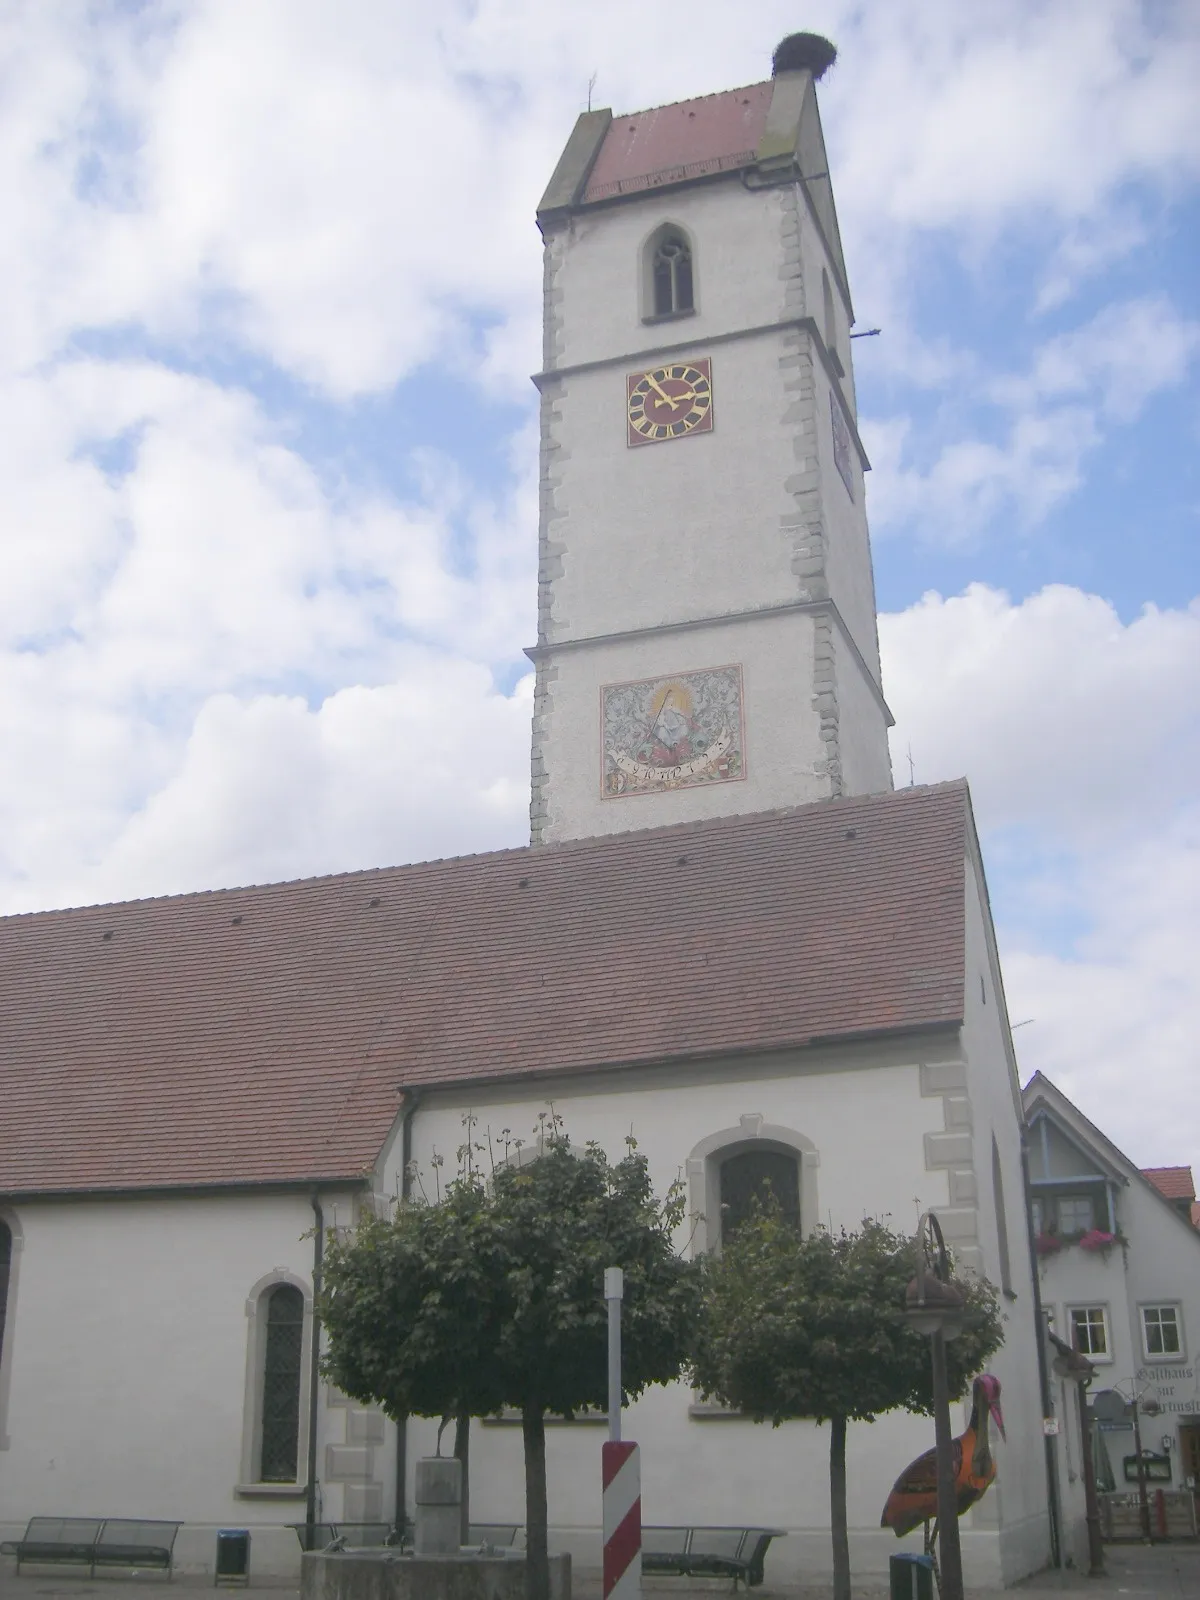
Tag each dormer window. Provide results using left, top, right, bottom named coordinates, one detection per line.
left=643, top=225, right=695, bottom=321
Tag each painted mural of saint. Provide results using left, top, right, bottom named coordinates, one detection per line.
left=644, top=682, right=695, bottom=766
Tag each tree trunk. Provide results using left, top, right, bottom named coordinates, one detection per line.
left=522, top=1404, right=550, bottom=1600
left=829, top=1413, right=851, bottom=1600
left=454, top=1412, right=471, bottom=1546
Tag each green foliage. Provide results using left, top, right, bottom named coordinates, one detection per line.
left=692, top=1209, right=1004, bottom=1600
left=691, top=1212, right=1004, bottom=1425
left=320, top=1121, right=702, bottom=1422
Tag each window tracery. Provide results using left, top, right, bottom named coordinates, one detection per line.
left=643, top=224, right=696, bottom=320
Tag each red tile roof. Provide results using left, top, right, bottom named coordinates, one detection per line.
left=583, top=82, right=772, bottom=203
left=0, top=784, right=969, bottom=1196
left=1143, top=1167, right=1196, bottom=1202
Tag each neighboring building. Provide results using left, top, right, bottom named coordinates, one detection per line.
left=1023, top=1073, right=1200, bottom=1537
left=0, top=35, right=1053, bottom=1590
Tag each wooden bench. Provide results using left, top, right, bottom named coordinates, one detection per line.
left=641, top=1526, right=786, bottom=1588
left=1, top=1517, right=181, bottom=1577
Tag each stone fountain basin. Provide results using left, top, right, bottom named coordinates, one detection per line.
left=301, top=1549, right=571, bottom=1600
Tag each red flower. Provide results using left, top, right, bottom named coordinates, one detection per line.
left=1078, top=1228, right=1115, bottom=1252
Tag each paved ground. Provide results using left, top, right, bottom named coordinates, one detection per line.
left=3, top=1543, right=1198, bottom=1600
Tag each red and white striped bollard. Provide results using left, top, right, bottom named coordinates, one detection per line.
left=603, top=1440, right=641, bottom=1600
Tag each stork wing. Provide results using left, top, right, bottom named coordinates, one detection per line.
left=880, top=1438, right=965, bottom=1536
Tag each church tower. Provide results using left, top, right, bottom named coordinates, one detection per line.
left=529, top=34, right=893, bottom=846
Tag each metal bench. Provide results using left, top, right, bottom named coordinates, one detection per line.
left=641, top=1526, right=786, bottom=1588
left=1, top=1516, right=181, bottom=1577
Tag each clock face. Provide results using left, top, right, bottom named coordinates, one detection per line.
left=627, top=358, right=713, bottom=447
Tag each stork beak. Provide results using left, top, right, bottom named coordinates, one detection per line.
left=990, top=1396, right=1006, bottom=1442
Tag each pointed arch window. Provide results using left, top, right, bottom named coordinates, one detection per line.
left=643, top=225, right=695, bottom=320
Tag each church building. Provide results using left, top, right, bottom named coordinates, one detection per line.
left=0, top=36, right=1060, bottom=1588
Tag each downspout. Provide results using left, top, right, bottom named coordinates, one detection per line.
left=394, top=1089, right=424, bottom=1537
left=1021, top=1123, right=1062, bottom=1568
left=306, top=1190, right=324, bottom=1542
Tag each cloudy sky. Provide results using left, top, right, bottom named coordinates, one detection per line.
left=3, top=1, right=1197, bottom=1171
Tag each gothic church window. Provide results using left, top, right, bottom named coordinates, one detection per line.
left=644, top=225, right=694, bottom=319
left=260, top=1284, right=304, bottom=1481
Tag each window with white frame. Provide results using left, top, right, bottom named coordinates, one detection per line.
left=1068, top=1305, right=1111, bottom=1359
left=1057, top=1195, right=1095, bottom=1235
left=1141, top=1304, right=1184, bottom=1359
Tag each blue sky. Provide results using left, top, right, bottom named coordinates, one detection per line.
left=0, top=0, right=1197, bottom=1169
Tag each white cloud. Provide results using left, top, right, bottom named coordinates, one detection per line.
left=73, top=669, right=533, bottom=909
left=3, top=2, right=1197, bottom=395
left=1005, top=813, right=1200, bottom=1173
left=882, top=582, right=1200, bottom=835
left=864, top=296, right=1200, bottom=542
left=0, top=0, right=1196, bottom=1178
left=882, top=582, right=1200, bottom=1171
left=0, top=353, right=537, bottom=912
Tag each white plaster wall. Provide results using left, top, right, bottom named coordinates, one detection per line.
left=542, top=332, right=814, bottom=646
left=959, top=849, right=1055, bottom=1582
left=549, top=183, right=792, bottom=373
left=811, top=363, right=882, bottom=682
left=385, top=1039, right=1039, bottom=1586
left=831, top=629, right=893, bottom=798
left=797, top=185, right=856, bottom=415
left=0, top=1190, right=380, bottom=1578
left=537, top=609, right=832, bottom=843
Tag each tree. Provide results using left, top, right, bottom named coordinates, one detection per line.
left=320, top=1122, right=701, bottom=1600
left=691, top=1213, right=1003, bottom=1600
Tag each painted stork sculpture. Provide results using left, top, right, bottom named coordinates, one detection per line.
left=881, top=1372, right=1006, bottom=1580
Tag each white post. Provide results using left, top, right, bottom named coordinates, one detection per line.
left=605, top=1266, right=623, bottom=1442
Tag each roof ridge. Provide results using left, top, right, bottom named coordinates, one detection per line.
left=609, top=79, right=770, bottom=123
left=0, top=781, right=970, bottom=925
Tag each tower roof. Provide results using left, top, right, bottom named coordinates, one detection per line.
left=582, top=82, right=773, bottom=203
left=0, top=784, right=971, bottom=1197
left=537, top=45, right=851, bottom=310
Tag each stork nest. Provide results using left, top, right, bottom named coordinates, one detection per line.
left=771, top=33, right=838, bottom=80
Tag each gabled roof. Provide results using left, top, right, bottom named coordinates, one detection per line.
left=1143, top=1166, right=1196, bottom=1202
left=0, top=784, right=970, bottom=1198
left=1023, top=1073, right=1200, bottom=1239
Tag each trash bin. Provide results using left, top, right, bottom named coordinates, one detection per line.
left=889, top=1552, right=935, bottom=1600
left=215, top=1529, right=250, bottom=1586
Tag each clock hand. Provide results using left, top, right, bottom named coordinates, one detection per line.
left=644, top=373, right=682, bottom=410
